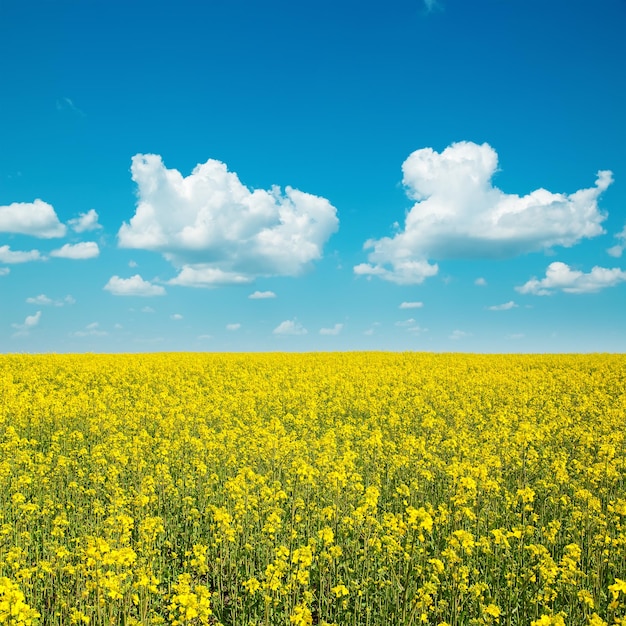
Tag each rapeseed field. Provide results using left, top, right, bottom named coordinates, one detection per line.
left=0, top=352, right=624, bottom=626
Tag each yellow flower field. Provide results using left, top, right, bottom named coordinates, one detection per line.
left=0, top=352, right=624, bottom=625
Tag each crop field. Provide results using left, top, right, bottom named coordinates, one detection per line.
left=0, top=353, right=624, bottom=626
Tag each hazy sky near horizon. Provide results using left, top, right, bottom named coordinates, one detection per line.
left=1, top=0, right=625, bottom=353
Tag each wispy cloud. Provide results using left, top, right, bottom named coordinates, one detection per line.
left=12, top=311, right=42, bottom=337
left=487, top=301, right=518, bottom=311
left=249, top=290, right=277, bottom=299
left=26, top=294, right=74, bottom=307
left=51, top=242, right=100, bottom=260
left=399, top=301, right=423, bottom=309
left=320, top=323, right=343, bottom=336
left=273, top=319, right=307, bottom=335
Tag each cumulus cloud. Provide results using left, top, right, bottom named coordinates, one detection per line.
left=104, top=274, right=166, bottom=297
left=50, top=242, right=100, bottom=259
left=399, top=301, right=423, bottom=309
left=12, top=310, right=41, bottom=336
left=475, top=277, right=487, bottom=286
left=68, top=209, right=102, bottom=233
left=449, top=329, right=470, bottom=340
left=171, top=313, right=183, bottom=320
left=273, top=319, right=308, bottom=335
left=0, top=268, right=10, bottom=276
left=516, top=262, right=626, bottom=295
left=0, top=245, right=42, bottom=263
left=607, top=225, right=626, bottom=258
left=0, top=200, right=66, bottom=238
left=226, top=323, right=241, bottom=331
left=320, top=323, right=343, bottom=336
left=117, top=154, right=339, bottom=286
left=26, top=294, right=74, bottom=306
left=355, top=142, right=612, bottom=284
left=487, top=300, right=518, bottom=311
left=249, top=290, right=277, bottom=299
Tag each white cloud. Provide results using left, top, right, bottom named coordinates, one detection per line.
left=26, top=294, right=74, bottom=307
left=273, top=319, right=308, bottom=335
left=169, top=266, right=252, bottom=287
left=355, top=142, right=612, bottom=284
left=50, top=241, right=100, bottom=259
left=0, top=200, right=66, bottom=238
left=171, top=313, right=183, bottom=320
left=117, top=154, right=339, bottom=286
left=607, top=225, right=626, bottom=258
left=0, top=245, right=42, bottom=263
left=407, top=325, right=427, bottom=334
left=399, top=301, right=423, bottom=309
left=395, top=318, right=416, bottom=327
left=12, top=310, right=42, bottom=336
left=68, top=209, right=102, bottom=233
left=475, top=277, right=487, bottom=286
left=487, top=300, right=518, bottom=311
left=103, top=274, right=166, bottom=297
left=516, top=261, right=626, bottom=295
left=71, top=322, right=107, bottom=337
left=364, top=328, right=375, bottom=336
left=449, top=329, right=470, bottom=340
left=129, top=260, right=138, bottom=268
left=226, top=323, right=241, bottom=331
left=320, top=323, right=343, bottom=336
left=249, top=290, right=277, bottom=299
left=141, top=306, right=155, bottom=313
left=507, top=333, right=525, bottom=340
left=0, top=268, right=9, bottom=276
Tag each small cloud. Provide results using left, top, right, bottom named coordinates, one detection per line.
left=424, top=0, right=442, bottom=12
left=0, top=246, right=42, bottom=264
left=507, top=333, right=525, bottom=340
left=449, top=329, right=470, bottom=340
left=171, top=313, right=183, bottom=320
left=50, top=242, right=99, bottom=260
left=0, top=200, right=66, bottom=238
left=364, top=328, right=375, bottom=336
left=475, top=277, right=487, bottom=287
left=0, top=268, right=9, bottom=276
left=249, top=290, right=277, bottom=299
left=68, top=209, right=102, bottom=233
left=273, top=319, right=307, bottom=335
left=26, top=294, right=53, bottom=306
left=607, top=225, right=626, bottom=258
left=12, top=310, right=42, bottom=336
left=399, top=301, right=423, bottom=309
left=197, top=334, right=212, bottom=340
left=516, top=261, right=626, bottom=295
left=141, top=306, right=155, bottom=313
left=487, top=300, right=518, bottom=311
left=407, top=325, right=428, bottom=334
left=226, top=323, right=241, bottom=331
left=320, top=323, right=343, bottom=336
left=104, top=274, right=166, bottom=297
left=114, top=323, right=123, bottom=330
left=56, top=97, right=85, bottom=116
left=26, top=294, right=73, bottom=307
left=395, top=318, right=416, bottom=327
left=129, top=260, right=138, bottom=268
left=71, top=322, right=107, bottom=337
left=169, top=266, right=253, bottom=287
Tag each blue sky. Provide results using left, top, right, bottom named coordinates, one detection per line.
left=1, top=0, right=625, bottom=353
